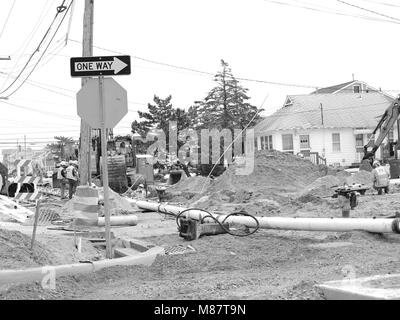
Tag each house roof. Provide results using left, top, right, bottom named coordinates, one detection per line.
left=255, top=93, right=393, bottom=133
left=312, top=81, right=356, bottom=94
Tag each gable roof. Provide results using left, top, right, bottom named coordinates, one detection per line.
left=255, top=93, right=393, bottom=133
left=312, top=81, right=356, bottom=94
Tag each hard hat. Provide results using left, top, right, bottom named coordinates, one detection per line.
left=60, top=161, right=68, bottom=167
left=138, top=184, right=144, bottom=188
left=373, top=160, right=380, bottom=167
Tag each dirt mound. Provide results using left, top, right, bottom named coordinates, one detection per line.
left=345, top=170, right=373, bottom=187
left=167, top=176, right=212, bottom=194
left=0, top=229, right=54, bottom=269
left=200, top=150, right=328, bottom=199
left=298, top=175, right=347, bottom=200
left=298, top=170, right=373, bottom=202
left=166, top=150, right=332, bottom=212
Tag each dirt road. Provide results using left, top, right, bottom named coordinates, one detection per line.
left=2, top=226, right=400, bottom=300
left=1, top=172, right=400, bottom=299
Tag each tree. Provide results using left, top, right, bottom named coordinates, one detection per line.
left=46, top=136, right=75, bottom=160
left=131, top=95, right=193, bottom=151
left=194, top=59, right=262, bottom=130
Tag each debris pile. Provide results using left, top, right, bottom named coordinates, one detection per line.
left=0, top=195, right=34, bottom=223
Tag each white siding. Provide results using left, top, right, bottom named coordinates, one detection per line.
left=257, top=128, right=371, bottom=166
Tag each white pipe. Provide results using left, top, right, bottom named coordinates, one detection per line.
left=133, top=200, right=400, bottom=234
left=97, top=215, right=138, bottom=226
left=0, top=247, right=163, bottom=288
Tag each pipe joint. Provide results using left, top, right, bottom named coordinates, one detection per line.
left=391, top=218, right=400, bottom=234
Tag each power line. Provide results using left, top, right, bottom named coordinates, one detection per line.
left=0, top=99, right=78, bottom=120
left=263, top=0, right=400, bottom=24
left=67, top=39, right=400, bottom=94
left=2, top=1, right=73, bottom=99
left=2, top=0, right=53, bottom=90
left=68, top=38, right=321, bottom=90
left=0, top=0, right=17, bottom=41
left=337, top=0, right=400, bottom=22
left=359, top=0, right=400, bottom=8
left=0, top=0, right=70, bottom=97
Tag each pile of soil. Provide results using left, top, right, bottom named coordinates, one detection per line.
left=345, top=170, right=373, bottom=187
left=0, top=228, right=104, bottom=270
left=298, top=170, right=373, bottom=202
left=209, top=150, right=328, bottom=193
left=166, top=150, right=332, bottom=213
left=0, top=229, right=53, bottom=269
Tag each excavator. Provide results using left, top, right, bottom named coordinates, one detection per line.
left=361, top=96, right=400, bottom=170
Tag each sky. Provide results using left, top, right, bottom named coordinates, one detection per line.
left=0, top=0, right=400, bottom=157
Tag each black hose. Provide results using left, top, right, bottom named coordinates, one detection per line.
left=176, top=207, right=260, bottom=237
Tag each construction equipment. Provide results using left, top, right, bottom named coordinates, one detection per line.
left=178, top=217, right=229, bottom=240
left=363, top=96, right=400, bottom=163
left=332, top=184, right=369, bottom=217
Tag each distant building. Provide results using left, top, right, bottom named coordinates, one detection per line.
left=255, top=81, right=396, bottom=167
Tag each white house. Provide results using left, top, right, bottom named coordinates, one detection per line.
left=255, top=81, right=396, bottom=167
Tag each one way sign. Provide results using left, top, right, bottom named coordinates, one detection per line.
left=70, top=55, right=131, bottom=77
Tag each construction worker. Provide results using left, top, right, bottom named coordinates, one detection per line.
left=66, top=160, right=79, bottom=199
left=57, top=161, right=68, bottom=199
left=371, top=160, right=390, bottom=195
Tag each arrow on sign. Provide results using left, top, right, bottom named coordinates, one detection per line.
left=74, top=57, right=127, bottom=74
left=70, top=55, right=131, bottom=77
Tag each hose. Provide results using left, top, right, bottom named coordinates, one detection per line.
left=175, top=207, right=260, bottom=237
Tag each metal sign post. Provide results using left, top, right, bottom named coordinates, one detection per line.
left=72, top=55, right=130, bottom=260
left=98, top=76, right=112, bottom=259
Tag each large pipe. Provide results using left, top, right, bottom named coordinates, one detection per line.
left=97, top=215, right=138, bottom=226
left=0, top=247, right=163, bottom=288
left=133, top=200, right=400, bottom=234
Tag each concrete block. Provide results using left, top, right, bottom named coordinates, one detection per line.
left=114, top=247, right=142, bottom=257
left=319, top=273, right=400, bottom=300
left=127, top=238, right=155, bottom=252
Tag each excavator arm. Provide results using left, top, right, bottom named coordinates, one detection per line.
left=363, top=97, right=400, bottom=161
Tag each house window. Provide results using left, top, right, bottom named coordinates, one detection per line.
left=353, top=85, right=360, bottom=93
left=282, top=134, right=293, bottom=151
left=254, top=137, right=258, bottom=149
left=332, top=133, right=341, bottom=152
left=299, top=135, right=310, bottom=149
left=260, top=136, right=265, bottom=150
left=355, top=134, right=364, bottom=153
left=264, top=135, right=273, bottom=150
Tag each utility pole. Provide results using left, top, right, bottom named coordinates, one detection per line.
left=24, top=135, right=26, bottom=159
left=79, top=0, right=94, bottom=185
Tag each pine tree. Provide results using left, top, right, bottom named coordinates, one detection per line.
left=194, top=59, right=262, bottom=130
